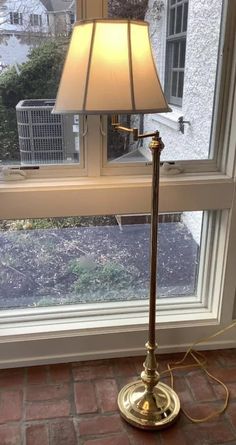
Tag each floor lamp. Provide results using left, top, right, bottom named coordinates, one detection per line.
left=53, top=18, right=180, bottom=430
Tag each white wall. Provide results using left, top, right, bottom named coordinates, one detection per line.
left=145, top=0, right=223, bottom=161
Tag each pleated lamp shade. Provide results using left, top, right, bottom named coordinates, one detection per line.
left=53, top=19, right=170, bottom=115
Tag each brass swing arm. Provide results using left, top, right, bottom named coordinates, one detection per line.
left=111, top=115, right=160, bottom=142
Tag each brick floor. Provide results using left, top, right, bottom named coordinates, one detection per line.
left=0, top=349, right=236, bottom=444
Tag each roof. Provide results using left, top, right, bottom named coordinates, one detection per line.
left=40, top=0, right=75, bottom=13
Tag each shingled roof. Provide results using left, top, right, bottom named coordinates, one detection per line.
left=40, top=0, right=75, bottom=13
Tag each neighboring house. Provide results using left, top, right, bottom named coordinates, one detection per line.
left=144, top=0, right=223, bottom=161
left=41, top=0, right=75, bottom=36
left=0, top=0, right=49, bottom=70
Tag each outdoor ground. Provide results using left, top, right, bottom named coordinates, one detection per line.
left=0, top=219, right=199, bottom=309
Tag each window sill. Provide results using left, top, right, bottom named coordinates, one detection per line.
left=152, top=106, right=183, bottom=131
left=0, top=174, right=233, bottom=219
left=0, top=299, right=231, bottom=368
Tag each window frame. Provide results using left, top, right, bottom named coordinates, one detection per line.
left=2, top=0, right=229, bottom=178
left=30, top=13, right=42, bottom=27
left=9, top=11, right=23, bottom=25
left=165, top=0, right=188, bottom=107
left=0, top=0, right=235, bottom=367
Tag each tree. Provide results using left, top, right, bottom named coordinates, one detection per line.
left=0, top=37, right=69, bottom=161
left=108, top=0, right=149, bottom=20
left=0, top=37, right=68, bottom=108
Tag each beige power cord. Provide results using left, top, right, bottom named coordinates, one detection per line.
left=160, top=320, right=236, bottom=423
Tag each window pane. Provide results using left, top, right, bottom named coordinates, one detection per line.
left=0, top=212, right=203, bottom=309
left=107, top=115, right=148, bottom=163
left=171, top=71, right=178, bottom=97
left=178, top=71, right=184, bottom=97
left=179, top=40, right=186, bottom=68
left=169, top=8, right=175, bottom=35
left=183, top=2, right=188, bottom=32
left=106, top=0, right=224, bottom=164
left=0, top=0, right=79, bottom=166
left=173, top=42, right=179, bottom=68
left=176, top=5, right=183, bottom=34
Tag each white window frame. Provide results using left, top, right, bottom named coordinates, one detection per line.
left=30, top=13, right=42, bottom=27
left=0, top=0, right=235, bottom=367
left=10, top=11, right=23, bottom=25
left=165, top=0, right=188, bottom=106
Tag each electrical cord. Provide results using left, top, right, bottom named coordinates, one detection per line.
left=160, top=320, right=236, bottom=423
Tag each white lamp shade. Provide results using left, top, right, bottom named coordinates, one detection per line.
left=53, top=19, right=170, bottom=115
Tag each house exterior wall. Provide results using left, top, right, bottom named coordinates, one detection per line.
left=47, top=11, right=73, bottom=36
left=144, top=0, right=223, bottom=161
left=0, top=0, right=49, bottom=69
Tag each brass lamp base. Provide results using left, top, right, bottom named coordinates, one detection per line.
left=118, top=380, right=180, bottom=430
left=117, top=133, right=180, bottom=430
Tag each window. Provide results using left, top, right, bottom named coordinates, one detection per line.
left=0, top=0, right=235, bottom=367
left=69, top=12, right=75, bottom=24
left=9, top=12, right=23, bottom=25
left=105, top=0, right=223, bottom=169
left=165, top=0, right=188, bottom=106
left=0, top=211, right=202, bottom=309
left=30, top=14, right=42, bottom=27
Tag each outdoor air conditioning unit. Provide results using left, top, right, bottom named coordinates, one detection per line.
left=16, top=99, right=79, bottom=164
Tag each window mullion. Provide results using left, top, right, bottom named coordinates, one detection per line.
left=86, top=116, right=102, bottom=177
left=76, top=0, right=107, bottom=19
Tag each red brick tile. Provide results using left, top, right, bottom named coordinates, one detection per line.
left=217, top=348, right=236, bottom=367
left=25, top=424, right=49, bottom=445
left=171, top=376, right=193, bottom=404
left=0, top=424, right=21, bottom=445
left=83, top=434, right=130, bottom=445
left=25, top=399, right=71, bottom=420
left=25, top=383, right=70, bottom=401
left=95, top=379, right=118, bottom=413
left=112, top=358, right=138, bottom=377
left=79, top=414, right=123, bottom=436
left=73, top=363, right=114, bottom=381
left=181, top=401, right=223, bottom=422
left=227, top=401, right=236, bottom=428
left=132, top=356, right=143, bottom=374
left=184, top=420, right=236, bottom=443
left=213, top=381, right=236, bottom=400
left=187, top=371, right=216, bottom=401
left=49, top=419, right=77, bottom=445
left=203, top=350, right=223, bottom=367
left=0, top=390, right=23, bottom=423
left=207, top=366, right=236, bottom=383
left=0, top=368, right=25, bottom=388
left=74, top=381, right=98, bottom=414
left=117, top=375, right=139, bottom=391
left=27, top=366, right=48, bottom=385
left=49, top=364, right=71, bottom=383
left=160, top=425, right=188, bottom=445
left=127, top=427, right=160, bottom=445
